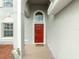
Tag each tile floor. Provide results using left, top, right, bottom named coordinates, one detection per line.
left=24, top=44, right=53, bottom=59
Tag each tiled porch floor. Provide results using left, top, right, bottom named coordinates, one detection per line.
left=0, top=45, right=13, bottom=59
left=24, top=44, right=53, bottom=59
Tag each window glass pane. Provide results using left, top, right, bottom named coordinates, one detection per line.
left=4, top=26, right=9, bottom=29
left=9, top=31, right=13, bottom=36
left=4, top=0, right=13, bottom=7
left=3, top=23, right=13, bottom=37
left=35, top=15, right=43, bottom=21
left=11, top=26, right=13, bottom=29
left=35, top=12, right=43, bottom=21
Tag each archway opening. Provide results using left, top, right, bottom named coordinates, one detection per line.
left=33, top=10, right=46, bottom=45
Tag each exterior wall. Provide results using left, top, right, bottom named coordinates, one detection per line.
left=0, top=0, right=17, bottom=44
left=24, top=18, right=33, bottom=44
left=47, top=0, right=79, bottom=59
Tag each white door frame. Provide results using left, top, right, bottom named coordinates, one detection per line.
left=33, top=10, right=46, bottom=44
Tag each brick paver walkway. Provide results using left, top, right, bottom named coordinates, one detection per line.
left=0, top=45, right=13, bottom=59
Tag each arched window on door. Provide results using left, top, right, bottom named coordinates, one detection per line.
left=35, top=12, right=43, bottom=22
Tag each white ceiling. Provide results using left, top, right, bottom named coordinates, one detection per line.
left=28, top=0, right=50, bottom=5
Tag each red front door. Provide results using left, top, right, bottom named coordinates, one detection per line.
left=34, top=24, right=44, bottom=43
